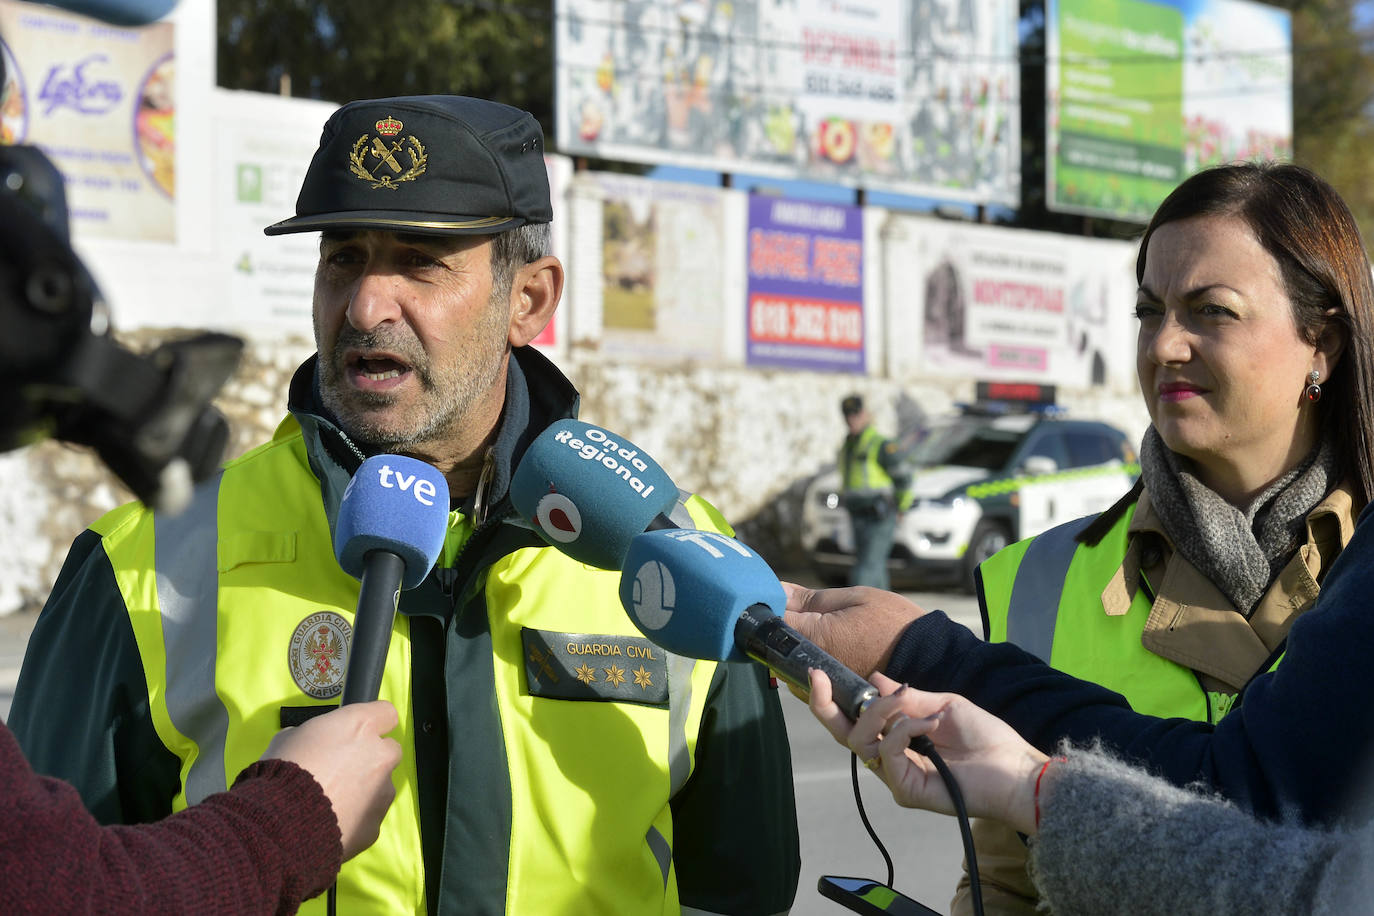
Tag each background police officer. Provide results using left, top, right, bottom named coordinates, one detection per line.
left=838, top=394, right=913, bottom=589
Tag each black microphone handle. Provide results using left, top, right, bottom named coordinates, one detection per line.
left=340, top=549, right=406, bottom=705
left=735, top=604, right=879, bottom=720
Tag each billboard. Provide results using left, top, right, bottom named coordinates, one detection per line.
left=213, top=91, right=338, bottom=333
left=595, top=172, right=730, bottom=363
left=0, top=0, right=176, bottom=240
left=886, top=217, right=1138, bottom=391
left=556, top=0, right=1020, bottom=205
left=745, top=195, right=864, bottom=372
left=1046, top=0, right=1292, bottom=222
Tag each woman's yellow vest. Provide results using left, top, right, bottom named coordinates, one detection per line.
left=94, top=419, right=724, bottom=915
left=976, top=487, right=1347, bottom=721
left=979, top=506, right=1212, bottom=721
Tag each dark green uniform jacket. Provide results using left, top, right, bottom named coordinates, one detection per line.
left=10, top=346, right=801, bottom=916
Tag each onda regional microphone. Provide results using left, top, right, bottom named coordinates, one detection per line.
left=333, top=454, right=449, bottom=704
left=510, top=419, right=679, bottom=569
left=619, top=528, right=880, bottom=720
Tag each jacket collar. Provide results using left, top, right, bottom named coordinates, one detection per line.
left=285, top=346, right=580, bottom=533
left=1107, top=483, right=1361, bottom=689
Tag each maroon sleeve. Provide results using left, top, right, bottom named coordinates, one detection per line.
left=0, top=722, right=343, bottom=914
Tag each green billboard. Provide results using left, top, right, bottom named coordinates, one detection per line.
left=1047, top=0, right=1291, bottom=222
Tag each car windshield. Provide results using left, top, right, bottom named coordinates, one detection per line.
left=908, top=418, right=1023, bottom=471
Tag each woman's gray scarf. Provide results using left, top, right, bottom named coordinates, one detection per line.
left=1139, top=426, right=1335, bottom=615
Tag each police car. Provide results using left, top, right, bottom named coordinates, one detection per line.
left=801, top=385, right=1139, bottom=590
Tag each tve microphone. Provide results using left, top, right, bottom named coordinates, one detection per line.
left=333, top=454, right=449, bottom=704
left=510, top=419, right=678, bottom=569
left=619, top=528, right=880, bottom=720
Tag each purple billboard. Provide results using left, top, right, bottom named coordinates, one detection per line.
left=746, top=196, right=865, bottom=372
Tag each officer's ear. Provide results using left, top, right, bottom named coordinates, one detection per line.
left=508, top=256, right=563, bottom=348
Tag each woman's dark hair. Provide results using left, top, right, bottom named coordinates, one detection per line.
left=1136, top=161, right=1374, bottom=506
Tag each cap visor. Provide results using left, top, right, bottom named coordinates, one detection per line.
left=264, top=209, right=527, bottom=237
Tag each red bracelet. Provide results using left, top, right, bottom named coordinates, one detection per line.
left=1034, top=757, right=1066, bottom=829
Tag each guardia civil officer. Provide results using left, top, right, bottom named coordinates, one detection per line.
left=11, top=95, right=801, bottom=916
left=838, top=394, right=913, bottom=590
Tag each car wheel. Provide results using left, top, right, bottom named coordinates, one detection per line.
left=964, top=520, right=1011, bottom=590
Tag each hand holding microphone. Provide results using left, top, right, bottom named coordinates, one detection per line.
left=808, top=670, right=1047, bottom=836
left=333, top=455, right=449, bottom=704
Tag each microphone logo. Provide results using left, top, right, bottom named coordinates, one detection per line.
left=534, top=492, right=582, bottom=544
left=628, top=559, right=676, bottom=630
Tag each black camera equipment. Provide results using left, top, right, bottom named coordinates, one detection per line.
left=0, top=140, right=242, bottom=512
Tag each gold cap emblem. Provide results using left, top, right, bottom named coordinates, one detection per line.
left=349, top=119, right=427, bottom=190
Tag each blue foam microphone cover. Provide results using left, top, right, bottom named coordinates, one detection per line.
left=335, top=455, right=450, bottom=589
left=510, top=419, right=678, bottom=569
left=619, top=529, right=785, bottom=663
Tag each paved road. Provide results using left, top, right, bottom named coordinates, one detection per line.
left=0, top=583, right=983, bottom=915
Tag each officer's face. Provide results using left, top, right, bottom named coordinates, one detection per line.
left=1135, top=213, right=1333, bottom=504
left=312, top=230, right=512, bottom=456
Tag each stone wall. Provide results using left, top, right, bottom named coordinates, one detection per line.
left=0, top=330, right=1150, bottom=616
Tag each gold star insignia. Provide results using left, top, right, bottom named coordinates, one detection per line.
left=575, top=663, right=597, bottom=684
left=604, top=664, right=626, bottom=687
left=633, top=666, right=653, bottom=689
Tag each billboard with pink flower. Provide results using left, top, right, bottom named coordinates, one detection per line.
left=555, top=0, right=1020, bottom=206
left=1046, top=0, right=1291, bottom=222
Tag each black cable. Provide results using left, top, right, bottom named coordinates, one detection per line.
left=850, top=751, right=896, bottom=887
left=910, top=735, right=984, bottom=916
left=849, top=736, right=986, bottom=916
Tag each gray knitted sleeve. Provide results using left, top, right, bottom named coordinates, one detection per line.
left=1026, top=747, right=1372, bottom=915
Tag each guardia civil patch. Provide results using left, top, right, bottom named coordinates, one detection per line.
left=522, top=628, right=669, bottom=707
left=289, top=611, right=353, bottom=699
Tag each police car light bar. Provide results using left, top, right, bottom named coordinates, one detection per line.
left=975, top=381, right=1056, bottom=405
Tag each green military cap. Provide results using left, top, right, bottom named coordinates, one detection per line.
left=264, top=94, right=551, bottom=237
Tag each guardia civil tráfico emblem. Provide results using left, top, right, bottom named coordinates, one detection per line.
left=289, top=611, right=353, bottom=698
left=349, top=115, right=427, bottom=189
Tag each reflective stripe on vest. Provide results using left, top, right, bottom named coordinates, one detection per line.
left=667, top=650, right=697, bottom=797
left=981, top=505, right=1210, bottom=723
left=153, top=471, right=229, bottom=804
left=1003, top=513, right=1096, bottom=663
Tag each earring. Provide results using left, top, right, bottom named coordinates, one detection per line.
left=1305, top=370, right=1323, bottom=403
